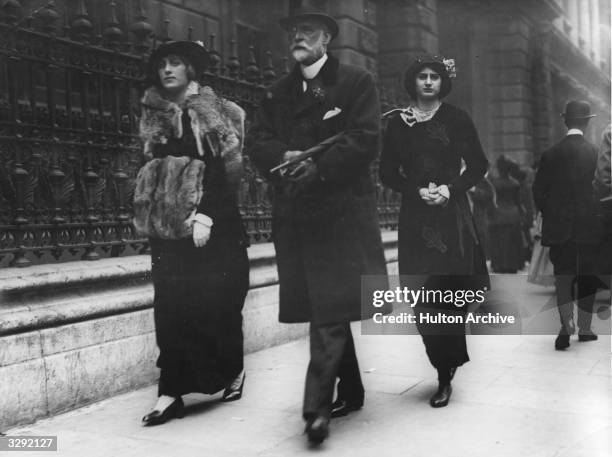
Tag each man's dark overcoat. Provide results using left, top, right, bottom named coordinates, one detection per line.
left=247, top=54, right=387, bottom=325
left=533, top=134, right=601, bottom=246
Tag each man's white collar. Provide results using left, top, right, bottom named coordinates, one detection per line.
left=301, top=53, right=328, bottom=80
left=567, top=128, right=584, bottom=136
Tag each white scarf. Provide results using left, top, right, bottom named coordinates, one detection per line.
left=382, top=103, right=441, bottom=127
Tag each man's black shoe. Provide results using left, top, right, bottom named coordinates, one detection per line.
left=330, top=399, right=363, bottom=418
left=305, top=416, right=329, bottom=444
left=555, top=332, right=570, bottom=350
left=578, top=332, right=598, bottom=342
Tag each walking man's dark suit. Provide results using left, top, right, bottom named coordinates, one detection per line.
left=533, top=100, right=601, bottom=350
left=247, top=6, right=387, bottom=444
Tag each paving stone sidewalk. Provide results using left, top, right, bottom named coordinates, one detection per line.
left=6, top=279, right=612, bottom=457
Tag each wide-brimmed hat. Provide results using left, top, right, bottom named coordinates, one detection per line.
left=403, top=54, right=454, bottom=99
left=561, top=100, right=596, bottom=120
left=146, top=40, right=209, bottom=84
left=279, top=6, right=339, bottom=39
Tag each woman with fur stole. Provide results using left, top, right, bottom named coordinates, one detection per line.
left=136, top=41, right=249, bottom=426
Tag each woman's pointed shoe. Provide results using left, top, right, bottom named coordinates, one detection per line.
left=430, top=383, right=452, bottom=408
left=142, top=397, right=184, bottom=426
left=221, top=371, right=245, bottom=402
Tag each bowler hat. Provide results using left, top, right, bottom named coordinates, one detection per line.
left=146, top=40, right=209, bottom=85
left=561, top=100, right=596, bottom=119
left=279, top=6, right=339, bottom=39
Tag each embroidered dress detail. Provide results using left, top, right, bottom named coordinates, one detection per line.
left=426, top=121, right=450, bottom=145
left=422, top=226, right=448, bottom=253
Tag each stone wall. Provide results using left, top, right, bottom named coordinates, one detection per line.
left=0, top=233, right=398, bottom=431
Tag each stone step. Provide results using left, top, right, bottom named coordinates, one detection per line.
left=0, top=233, right=398, bottom=431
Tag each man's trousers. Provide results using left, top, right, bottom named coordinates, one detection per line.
left=549, top=242, right=599, bottom=332
left=303, top=322, right=364, bottom=419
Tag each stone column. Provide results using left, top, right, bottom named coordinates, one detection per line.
left=328, top=0, right=379, bottom=73
left=567, top=0, right=579, bottom=45
left=376, top=0, right=439, bottom=105
left=531, top=27, right=555, bottom=164
left=578, top=0, right=590, bottom=51
left=590, top=0, right=600, bottom=62
left=480, top=13, right=534, bottom=165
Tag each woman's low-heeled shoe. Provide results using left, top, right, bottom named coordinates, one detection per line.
left=142, top=397, right=184, bottom=426
left=221, top=371, right=245, bottom=402
left=430, top=383, right=452, bottom=408
left=305, top=416, right=330, bottom=444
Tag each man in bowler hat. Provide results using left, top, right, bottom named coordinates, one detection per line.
left=533, top=100, right=601, bottom=350
left=247, top=4, right=387, bottom=444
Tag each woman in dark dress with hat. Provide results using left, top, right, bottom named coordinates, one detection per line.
left=380, top=55, right=489, bottom=408
left=489, top=155, right=525, bottom=273
left=135, top=41, right=249, bottom=426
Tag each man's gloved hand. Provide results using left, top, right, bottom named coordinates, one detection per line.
left=283, top=150, right=304, bottom=162
left=288, top=158, right=318, bottom=181
left=279, top=150, right=305, bottom=178
left=282, top=157, right=319, bottom=197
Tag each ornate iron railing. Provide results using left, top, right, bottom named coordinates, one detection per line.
left=0, top=0, right=400, bottom=268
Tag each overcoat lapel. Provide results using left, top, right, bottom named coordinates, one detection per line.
left=293, top=85, right=317, bottom=117
left=289, top=54, right=340, bottom=118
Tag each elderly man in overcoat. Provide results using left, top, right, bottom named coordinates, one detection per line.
left=533, top=101, right=601, bottom=350
left=247, top=6, right=387, bottom=444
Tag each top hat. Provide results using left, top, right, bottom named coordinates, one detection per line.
left=561, top=100, right=596, bottom=120
left=279, top=6, right=339, bottom=39
left=146, top=41, right=209, bottom=84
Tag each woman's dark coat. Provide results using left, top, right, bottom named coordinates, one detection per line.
left=489, top=173, right=525, bottom=272
left=140, top=83, right=249, bottom=395
left=379, top=103, right=489, bottom=282
left=247, top=55, right=387, bottom=325
left=380, top=102, right=489, bottom=370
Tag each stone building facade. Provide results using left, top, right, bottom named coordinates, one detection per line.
left=0, top=0, right=609, bottom=267
left=0, top=0, right=610, bottom=429
left=152, top=0, right=610, bottom=165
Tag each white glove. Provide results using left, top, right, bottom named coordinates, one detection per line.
left=430, top=184, right=450, bottom=206
left=189, top=212, right=213, bottom=248
left=419, top=183, right=437, bottom=203
left=422, top=183, right=450, bottom=206
left=193, top=222, right=211, bottom=247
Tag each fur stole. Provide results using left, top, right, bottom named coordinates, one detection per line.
left=139, top=81, right=245, bottom=191
left=134, top=82, right=245, bottom=239
left=133, top=156, right=205, bottom=239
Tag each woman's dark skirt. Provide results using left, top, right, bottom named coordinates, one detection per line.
left=150, top=236, right=249, bottom=397
left=489, top=223, right=524, bottom=273
left=399, top=202, right=489, bottom=371
left=413, top=275, right=471, bottom=370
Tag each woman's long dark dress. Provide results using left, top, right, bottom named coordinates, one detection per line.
left=150, top=111, right=249, bottom=397
left=489, top=174, right=524, bottom=273
left=380, top=103, right=489, bottom=370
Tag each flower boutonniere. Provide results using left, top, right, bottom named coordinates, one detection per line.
left=312, top=86, right=326, bottom=100
left=307, top=80, right=326, bottom=103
